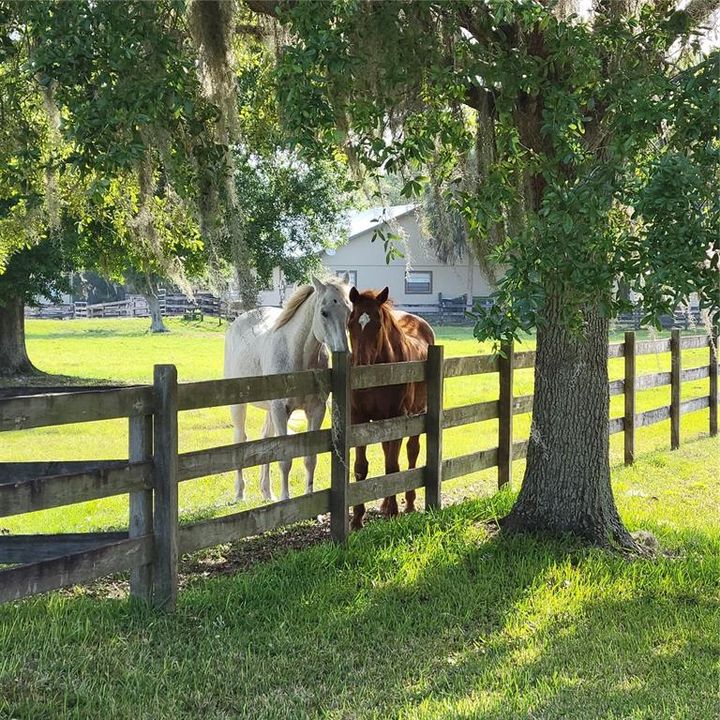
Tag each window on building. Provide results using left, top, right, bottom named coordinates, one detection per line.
left=405, top=270, right=433, bottom=294
left=336, top=270, right=357, bottom=287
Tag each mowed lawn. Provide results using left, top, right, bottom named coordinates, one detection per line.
left=0, top=316, right=715, bottom=534
left=0, top=440, right=718, bottom=719
left=0, top=318, right=719, bottom=719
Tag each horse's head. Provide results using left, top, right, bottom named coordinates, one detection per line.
left=310, top=275, right=352, bottom=352
left=348, top=286, right=391, bottom=363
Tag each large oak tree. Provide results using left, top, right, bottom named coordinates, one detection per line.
left=246, top=0, right=719, bottom=546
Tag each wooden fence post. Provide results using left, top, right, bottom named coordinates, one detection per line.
left=711, top=328, right=718, bottom=438
left=129, top=414, right=153, bottom=602
left=670, top=329, right=681, bottom=450
left=624, top=331, right=636, bottom=466
left=425, top=345, right=444, bottom=511
left=330, top=351, right=351, bottom=544
left=498, top=341, right=514, bottom=489
left=153, top=364, right=179, bottom=610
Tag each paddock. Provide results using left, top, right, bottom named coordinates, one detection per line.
left=0, top=329, right=717, bottom=608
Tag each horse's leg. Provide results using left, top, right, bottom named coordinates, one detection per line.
left=351, top=445, right=369, bottom=530
left=230, top=403, right=247, bottom=501
left=303, top=400, right=326, bottom=494
left=381, top=439, right=402, bottom=518
left=405, top=434, right=420, bottom=513
left=270, top=399, right=293, bottom=501
left=258, top=412, right=275, bottom=501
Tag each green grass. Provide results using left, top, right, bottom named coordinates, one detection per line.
left=0, top=438, right=718, bottom=719
left=0, top=317, right=714, bottom=534
left=1, top=319, right=718, bottom=718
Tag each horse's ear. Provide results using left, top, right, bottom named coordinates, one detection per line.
left=341, top=272, right=350, bottom=285
left=376, top=287, right=390, bottom=305
left=311, top=276, right=325, bottom=294
left=349, top=286, right=359, bottom=303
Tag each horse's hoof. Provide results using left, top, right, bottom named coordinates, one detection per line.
left=382, top=502, right=399, bottom=518
left=234, top=492, right=245, bottom=503
left=350, top=520, right=364, bottom=531
left=405, top=505, right=416, bottom=514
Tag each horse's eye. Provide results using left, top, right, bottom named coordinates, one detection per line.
left=321, top=310, right=328, bottom=318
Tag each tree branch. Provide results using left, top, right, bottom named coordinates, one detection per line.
left=243, top=1, right=287, bottom=19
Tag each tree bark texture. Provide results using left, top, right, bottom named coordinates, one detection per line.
left=145, top=291, right=168, bottom=333
left=501, top=296, right=635, bottom=547
left=0, top=296, right=38, bottom=376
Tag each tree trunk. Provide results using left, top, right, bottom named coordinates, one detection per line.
left=501, top=295, right=635, bottom=548
left=145, top=292, right=168, bottom=333
left=0, top=296, right=39, bottom=376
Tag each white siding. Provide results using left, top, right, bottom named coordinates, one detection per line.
left=322, top=209, right=495, bottom=307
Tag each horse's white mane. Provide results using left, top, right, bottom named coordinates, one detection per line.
left=273, top=276, right=347, bottom=330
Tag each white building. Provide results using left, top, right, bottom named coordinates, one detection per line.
left=258, top=204, right=496, bottom=310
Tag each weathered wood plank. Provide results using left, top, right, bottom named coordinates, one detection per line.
left=348, top=415, right=426, bottom=448
left=425, top=345, right=444, bottom=511
left=636, top=371, right=671, bottom=390
left=129, top=414, right=153, bottom=603
left=177, top=369, right=331, bottom=411
left=680, top=334, right=709, bottom=350
left=0, top=532, right=127, bottom=564
left=609, top=417, right=625, bottom=435
left=177, top=430, right=332, bottom=482
left=711, top=330, right=718, bottom=437
left=608, top=343, right=625, bottom=358
left=681, top=366, right=710, bottom=383
left=637, top=338, right=671, bottom=355
left=443, top=355, right=498, bottom=378
left=177, top=490, right=331, bottom=555
left=624, top=332, right=635, bottom=466
left=0, top=535, right=153, bottom=604
left=351, top=361, right=426, bottom=390
left=498, top=341, right=514, bottom=489
left=0, top=386, right=153, bottom=433
left=0, top=462, right=153, bottom=518
left=671, top=330, right=681, bottom=450
left=348, top=467, right=425, bottom=507
left=330, top=352, right=351, bottom=543
left=512, top=394, right=533, bottom=415
left=442, top=448, right=498, bottom=481
left=514, top=350, right=536, bottom=369
left=635, top=405, right=671, bottom=427
left=0, top=460, right=126, bottom=484
left=442, top=401, right=498, bottom=429
left=609, top=379, right=625, bottom=396
left=680, top=396, right=710, bottom=415
left=153, top=364, right=178, bottom=611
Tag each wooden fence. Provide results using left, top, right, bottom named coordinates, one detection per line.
left=0, top=329, right=717, bottom=609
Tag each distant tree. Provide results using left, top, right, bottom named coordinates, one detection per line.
left=234, top=148, right=348, bottom=288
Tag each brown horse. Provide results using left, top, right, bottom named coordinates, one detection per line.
left=348, top=286, right=435, bottom=530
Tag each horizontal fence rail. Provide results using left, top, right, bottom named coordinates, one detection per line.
left=0, top=330, right=716, bottom=609
left=0, top=386, right=153, bottom=432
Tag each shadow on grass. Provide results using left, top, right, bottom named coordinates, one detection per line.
left=0, top=494, right=718, bottom=719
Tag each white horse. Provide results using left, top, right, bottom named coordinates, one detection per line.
left=224, top=275, right=351, bottom=502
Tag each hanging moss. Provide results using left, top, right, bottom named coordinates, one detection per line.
left=187, top=0, right=239, bottom=142
left=38, top=80, right=61, bottom=230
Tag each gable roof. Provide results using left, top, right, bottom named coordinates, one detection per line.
left=346, top=204, right=417, bottom=240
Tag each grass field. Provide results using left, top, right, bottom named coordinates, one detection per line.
left=0, top=438, right=718, bottom=719
left=0, top=317, right=714, bottom=535
left=1, top=318, right=719, bottom=719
